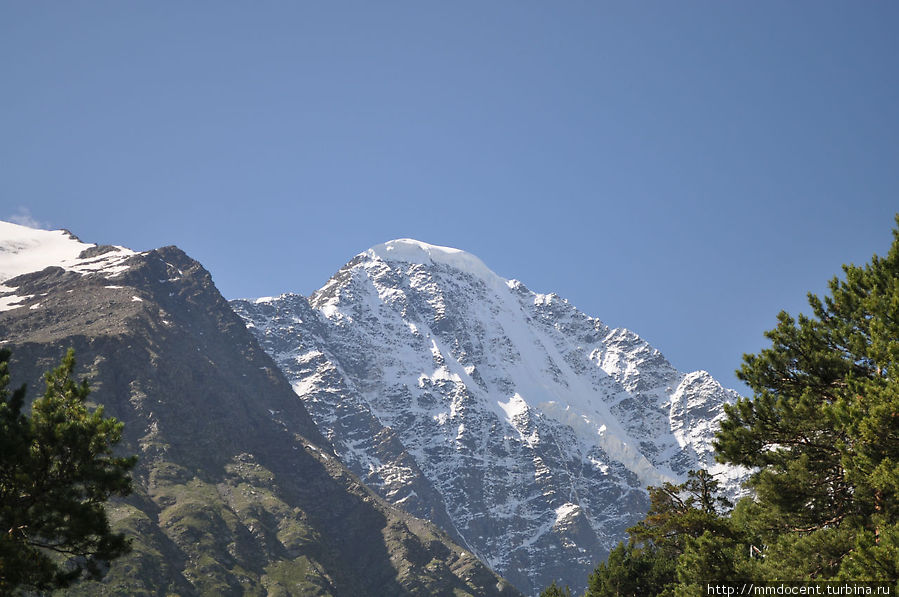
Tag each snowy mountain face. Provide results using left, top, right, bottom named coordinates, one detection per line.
left=232, top=239, right=744, bottom=595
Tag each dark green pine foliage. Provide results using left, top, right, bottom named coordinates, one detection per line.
left=585, top=470, right=735, bottom=597
left=0, top=349, right=137, bottom=593
left=714, top=215, right=899, bottom=581
left=539, top=580, right=573, bottom=597
left=628, top=469, right=733, bottom=546
left=585, top=542, right=676, bottom=597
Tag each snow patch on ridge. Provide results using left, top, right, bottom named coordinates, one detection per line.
left=554, top=502, right=580, bottom=526
left=0, top=220, right=136, bottom=286
left=0, top=294, right=34, bottom=312
left=1, top=221, right=86, bottom=282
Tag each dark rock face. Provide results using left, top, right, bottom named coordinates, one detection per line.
left=0, top=246, right=518, bottom=597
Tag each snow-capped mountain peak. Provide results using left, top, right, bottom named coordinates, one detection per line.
left=232, top=240, right=745, bottom=595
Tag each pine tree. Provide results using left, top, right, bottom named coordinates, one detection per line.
left=539, top=580, right=573, bottom=597
left=714, top=215, right=899, bottom=581
left=585, top=542, right=676, bottom=597
left=579, top=217, right=899, bottom=592
left=628, top=469, right=733, bottom=547
left=0, top=348, right=137, bottom=593
left=585, top=470, right=734, bottom=597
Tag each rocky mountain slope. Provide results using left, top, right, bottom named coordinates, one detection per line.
left=232, top=239, right=744, bottom=595
left=0, top=223, right=518, bottom=596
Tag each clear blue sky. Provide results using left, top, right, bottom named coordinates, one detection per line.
left=2, top=2, right=897, bottom=391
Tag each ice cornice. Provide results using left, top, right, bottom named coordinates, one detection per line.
left=365, top=239, right=506, bottom=285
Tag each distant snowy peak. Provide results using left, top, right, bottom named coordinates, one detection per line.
left=366, top=238, right=506, bottom=285
left=0, top=220, right=138, bottom=311
left=232, top=238, right=748, bottom=595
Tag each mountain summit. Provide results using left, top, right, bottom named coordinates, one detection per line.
left=366, top=239, right=503, bottom=285
left=233, top=239, right=744, bottom=595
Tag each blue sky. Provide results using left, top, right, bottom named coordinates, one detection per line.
left=2, top=2, right=897, bottom=390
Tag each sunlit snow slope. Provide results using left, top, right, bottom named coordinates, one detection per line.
left=0, top=220, right=137, bottom=312
left=234, top=239, right=744, bottom=596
